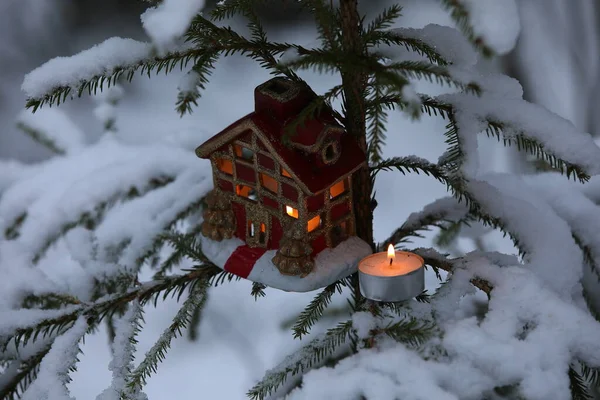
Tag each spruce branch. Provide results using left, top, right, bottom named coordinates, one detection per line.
left=484, top=120, right=589, bottom=182
left=418, top=95, right=591, bottom=183
left=30, top=175, right=175, bottom=265
left=175, top=53, right=219, bottom=116
left=366, top=30, right=449, bottom=66
left=365, top=81, right=388, bottom=164
left=297, top=0, right=341, bottom=50
left=292, top=281, right=346, bottom=339
left=158, top=232, right=213, bottom=272
left=4, top=212, right=26, bottom=240
left=438, top=0, right=495, bottom=57
left=251, top=282, right=267, bottom=300
left=570, top=364, right=594, bottom=400
left=135, top=195, right=206, bottom=270
left=98, top=301, right=145, bottom=400
left=572, top=233, right=600, bottom=282
left=247, top=320, right=354, bottom=400
left=368, top=317, right=434, bottom=348
left=380, top=207, right=469, bottom=248
left=384, top=61, right=481, bottom=95
left=370, top=156, right=452, bottom=187
left=363, top=4, right=403, bottom=40
left=5, top=265, right=222, bottom=350
left=581, top=362, right=600, bottom=394
left=0, top=345, right=51, bottom=400
left=16, top=121, right=66, bottom=155
left=126, top=280, right=209, bottom=393
left=18, top=317, right=88, bottom=400
left=409, top=248, right=494, bottom=294
left=26, top=48, right=204, bottom=112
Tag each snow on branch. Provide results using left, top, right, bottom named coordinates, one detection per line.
left=527, top=174, right=600, bottom=282
left=248, top=320, right=354, bottom=400
left=467, top=174, right=583, bottom=298
left=16, top=108, right=84, bottom=155
left=417, top=86, right=600, bottom=182
left=439, top=0, right=519, bottom=56
left=0, top=138, right=210, bottom=281
left=97, top=301, right=145, bottom=400
left=0, top=266, right=222, bottom=358
left=377, top=24, right=477, bottom=67
left=20, top=317, right=88, bottom=400
left=21, top=37, right=200, bottom=111
left=380, top=197, right=468, bottom=248
left=126, top=281, right=208, bottom=394
left=290, top=252, right=600, bottom=400
left=141, top=0, right=206, bottom=53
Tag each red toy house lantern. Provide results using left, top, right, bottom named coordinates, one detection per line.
left=196, top=77, right=367, bottom=278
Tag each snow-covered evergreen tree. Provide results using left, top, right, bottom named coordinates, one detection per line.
left=1, top=1, right=600, bottom=399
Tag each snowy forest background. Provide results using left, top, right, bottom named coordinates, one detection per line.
left=2, top=0, right=600, bottom=398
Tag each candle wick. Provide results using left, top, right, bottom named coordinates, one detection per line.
left=389, top=258, right=393, bottom=266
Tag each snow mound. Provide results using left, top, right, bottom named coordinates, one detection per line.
left=201, top=236, right=372, bottom=292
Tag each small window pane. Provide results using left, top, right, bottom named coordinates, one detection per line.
left=237, top=185, right=256, bottom=201
left=307, top=215, right=321, bottom=232
left=259, top=223, right=266, bottom=244
left=330, top=179, right=347, bottom=198
left=216, top=158, right=233, bottom=175
left=261, top=174, right=278, bottom=193
left=234, top=144, right=254, bottom=161
left=281, top=168, right=292, bottom=178
left=285, top=206, right=299, bottom=218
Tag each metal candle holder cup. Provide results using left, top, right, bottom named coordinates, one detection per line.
left=358, top=246, right=425, bottom=302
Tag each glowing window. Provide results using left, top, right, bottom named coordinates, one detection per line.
left=216, top=158, right=233, bottom=175
left=261, top=174, right=278, bottom=193
left=281, top=168, right=292, bottom=178
left=307, top=215, right=321, bottom=232
left=237, top=185, right=256, bottom=201
left=259, top=223, right=266, bottom=244
left=248, top=220, right=255, bottom=237
left=285, top=205, right=299, bottom=218
left=234, top=144, right=254, bottom=161
left=330, top=179, right=347, bottom=198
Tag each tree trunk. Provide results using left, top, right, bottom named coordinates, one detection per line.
left=339, top=0, right=375, bottom=251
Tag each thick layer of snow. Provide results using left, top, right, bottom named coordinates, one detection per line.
left=201, top=236, right=372, bottom=292
left=289, top=254, right=600, bottom=400
left=22, top=37, right=152, bottom=99
left=97, top=301, right=147, bottom=400
left=468, top=174, right=583, bottom=299
left=21, top=317, right=88, bottom=400
left=0, top=135, right=212, bottom=305
left=141, top=0, right=205, bottom=53
left=459, top=0, right=520, bottom=54
left=17, top=108, right=84, bottom=153
left=388, top=24, right=477, bottom=66
left=438, top=71, right=600, bottom=177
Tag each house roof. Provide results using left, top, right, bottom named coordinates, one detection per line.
left=195, top=108, right=366, bottom=195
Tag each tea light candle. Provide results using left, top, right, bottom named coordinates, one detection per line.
left=358, top=244, right=424, bottom=302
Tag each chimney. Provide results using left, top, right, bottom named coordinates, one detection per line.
left=254, top=77, right=314, bottom=121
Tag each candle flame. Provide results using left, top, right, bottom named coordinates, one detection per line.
left=387, top=244, right=395, bottom=265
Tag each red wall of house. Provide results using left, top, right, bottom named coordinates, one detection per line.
left=311, top=234, right=327, bottom=256
left=232, top=202, right=246, bottom=241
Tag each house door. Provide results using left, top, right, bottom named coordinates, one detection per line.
left=246, top=205, right=269, bottom=248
